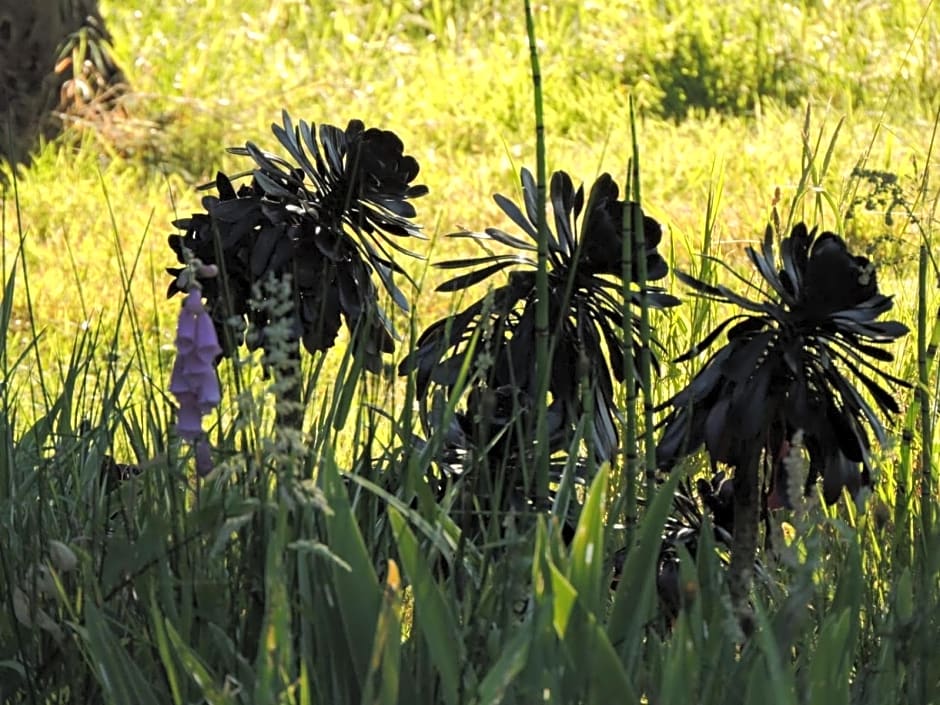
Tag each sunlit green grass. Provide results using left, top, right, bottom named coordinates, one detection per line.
left=6, top=1, right=938, bottom=368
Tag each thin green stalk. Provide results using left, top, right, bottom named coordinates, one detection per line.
left=9, top=166, right=49, bottom=421
left=918, top=246, right=932, bottom=536
left=917, top=244, right=933, bottom=705
left=628, top=99, right=656, bottom=496
left=619, top=159, right=638, bottom=545
left=524, top=0, right=550, bottom=509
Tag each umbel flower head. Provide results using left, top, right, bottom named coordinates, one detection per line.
left=167, top=112, right=428, bottom=372
left=657, top=223, right=909, bottom=504
left=402, top=167, right=677, bottom=463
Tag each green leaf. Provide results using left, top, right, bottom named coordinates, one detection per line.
left=566, top=464, right=608, bottom=617
left=321, top=454, right=381, bottom=687
left=476, top=617, right=536, bottom=705
left=388, top=507, right=462, bottom=705
left=747, top=600, right=797, bottom=705
left=253, top=503, right=292, bottom=705
left=361, top=559, right=403, bottom=705
left=149, top=595, right=183, bottom=705
left=550, top=563, right=637, bottom=703
left=895, top=566, right=914, bottom=624
left=101, top=514, right=170, bottom=594
left=163, top=617, right=237, bottom=705
left=807, top=609, right=852, bottom=705
left=607, top=470, right=682, bottom=667
left=548, top=562, right=577, bottom=636
left=83, top=602, right=164, bottom=705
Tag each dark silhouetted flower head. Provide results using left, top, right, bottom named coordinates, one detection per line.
left=402, top=167, right=677, bottom=462
left=657, top=223, right=908, bottom=504
left=167, top=112, right=427, bottom=372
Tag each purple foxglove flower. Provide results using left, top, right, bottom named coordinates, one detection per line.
left=170, top=290, right=222, bottom=441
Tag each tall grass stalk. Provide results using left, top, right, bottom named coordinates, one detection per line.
left=917, top=246, right=932, bottom=534
left=618, top=157, right=638, bottom=543
left=524, top=0, right=551, bottom=508
left=627, top=98, right=657, bottom=497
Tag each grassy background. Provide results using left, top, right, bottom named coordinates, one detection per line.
left=1, top=0, right=939, bottom=703
left=6, top=0, right=938, bottom=352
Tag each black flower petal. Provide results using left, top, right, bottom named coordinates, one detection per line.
left=167, top=113, right=426, bottom=371
left=658, top=223, right=907, bottom=505
left=404, top=168, right=676, bottom=466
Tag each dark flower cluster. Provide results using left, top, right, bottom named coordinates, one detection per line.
left=402, top=167, right=677, bottom=475
left=657, top=223, right=909, bottom=504
left=167, top=112, right=428, bottom=372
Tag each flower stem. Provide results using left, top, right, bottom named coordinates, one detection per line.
left=275, top=340, right=304, bottom=433
left=729, top=446, right=761, bottom=631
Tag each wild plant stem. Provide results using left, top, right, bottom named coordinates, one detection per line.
left=729, top=447, right=760, bottom=631
left=524, top=0, right=550, bottom=509
left=918, top=246, right=932, bottom=536
left=620, top=159, right=638, bottom=545
left=917, top=245, right=933, bottom=703
left=628, top=99, right=656, bottom=497
left=276, top=341, right=304, bottom=433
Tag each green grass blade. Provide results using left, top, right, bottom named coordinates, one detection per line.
left=566, top=464, right=607, bottom=617
left=475, top=613, right=538, bottom=705
left=361, top=559, right=403, bottom=705
left=163, top=617, right=238, bottom=705
left=321, top=453, right=381, bottom=690
left=83, top=602, right=164, bottom=705
left=607, top=470, right=682, bottom=664
left=388, top=506, right=462, bottom=705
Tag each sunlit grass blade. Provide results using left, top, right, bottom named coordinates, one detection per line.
left=362, top=559, right=403, bottom=705
left=566, top=463, right=607, bottom=616
left=388, top=506, right=462, bottom=705
left=163, top=617, right=238, bottom=705
left=320, top=453, right=381, bottom=691
left=607, top=469, right=682, bottom=667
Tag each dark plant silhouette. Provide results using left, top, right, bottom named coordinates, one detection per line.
left=167, top=112, right=428, bottom=376
left=657, top=222, right=908, bottom=616
left=401, top=167, right=676, bottom=529
left=613, top=475, right=734, bottom=623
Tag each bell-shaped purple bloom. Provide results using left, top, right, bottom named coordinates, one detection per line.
left=169, top=290, right=222, bottom=441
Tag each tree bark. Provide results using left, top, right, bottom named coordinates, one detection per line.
left=0, top=0, right=122, bottom=166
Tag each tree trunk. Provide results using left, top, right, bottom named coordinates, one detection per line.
left=0, top=0, right=122, bottom=166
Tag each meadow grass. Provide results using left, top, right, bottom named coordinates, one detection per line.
left=1, top=0, right=939, bottom=703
